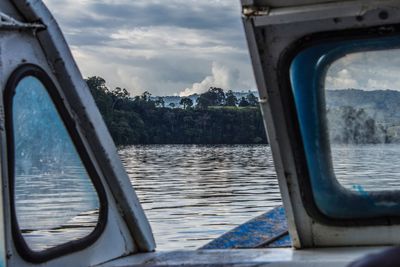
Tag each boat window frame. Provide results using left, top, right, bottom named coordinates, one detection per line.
left=277, top=23, right=400, bottom=226
left=4, top=64, right=108, bottom=263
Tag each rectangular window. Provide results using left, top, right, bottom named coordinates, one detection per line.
left=326, top=49, right=400, bottom=192
left=289, top=34, right=400, bottom=220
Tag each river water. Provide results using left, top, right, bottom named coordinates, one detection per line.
left=119, top=145, right=281, bottom=250
left=16, top=144, right=400, bottom=252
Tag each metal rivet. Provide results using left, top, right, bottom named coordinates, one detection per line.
left=379, top=11, right=389, bottom=20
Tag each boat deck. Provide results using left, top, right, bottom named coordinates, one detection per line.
left=97, top=247, right=386, bottom=267
left=201, top=206, right=290, bottom=249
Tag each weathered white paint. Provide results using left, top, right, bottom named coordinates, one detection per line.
left=0, top=11, right=44, bottom=29
left=0, top=1, right=154, bottom=266
left=0, top=21, right=135, bottom=267
left=13, top=0, right=156, bottom=252
left=242, top=0, right=400, bottom=248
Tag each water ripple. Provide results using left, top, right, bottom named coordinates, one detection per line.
left=119, top=144, right=281, bottom=250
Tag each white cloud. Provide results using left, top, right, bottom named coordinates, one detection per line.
left=326, top=49, right=400, bottom=91
left=179, top=62, right=240, bottom=96
left=326, top=68, right=359, bottom=89
left=42, top=0, right=256, bottom=96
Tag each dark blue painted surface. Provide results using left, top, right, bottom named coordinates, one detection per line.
left=290, top=35, right=400, bottom=218
left=201, top=206, right=290, bottom=249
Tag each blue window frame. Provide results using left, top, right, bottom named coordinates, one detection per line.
left=289, top=34, right=400, bottom=219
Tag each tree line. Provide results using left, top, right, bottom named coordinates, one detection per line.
left=86, top=76, right=267, bottom=146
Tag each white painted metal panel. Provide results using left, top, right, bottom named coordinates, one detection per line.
left=242, top=0, right=400, bottom=248
left=0, top=0, right=155, bottom=266
left=0, top=28, right=135, bottom=267
left=12, top=0, right=155, bottom=252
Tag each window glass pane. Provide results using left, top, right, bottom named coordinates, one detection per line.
left=325, top=49, right=400, bottom=192
left=13, top=76, right=100, bottom=251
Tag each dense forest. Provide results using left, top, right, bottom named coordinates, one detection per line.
left=86, top=80, right=400, bottom=146
left=86, top=76, right=267, bottom=146
left=326, top=89, right=400, bottom=144
left=327, top=106, right=387, bottom=144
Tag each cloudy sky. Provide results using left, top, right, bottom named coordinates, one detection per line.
left=42, top=0, right=256, bottom=96
left=326, top=49, right=400, bottom=91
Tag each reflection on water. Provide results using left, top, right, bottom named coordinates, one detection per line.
left=15, top=161, right=99, bottom=251
left=12, top=76, right=100, bottom=252
left=15, top=144, right=400, bottom=251
left=119, top=144, right=280, bottom=250
left=332, top=144, right=400, bottom=191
